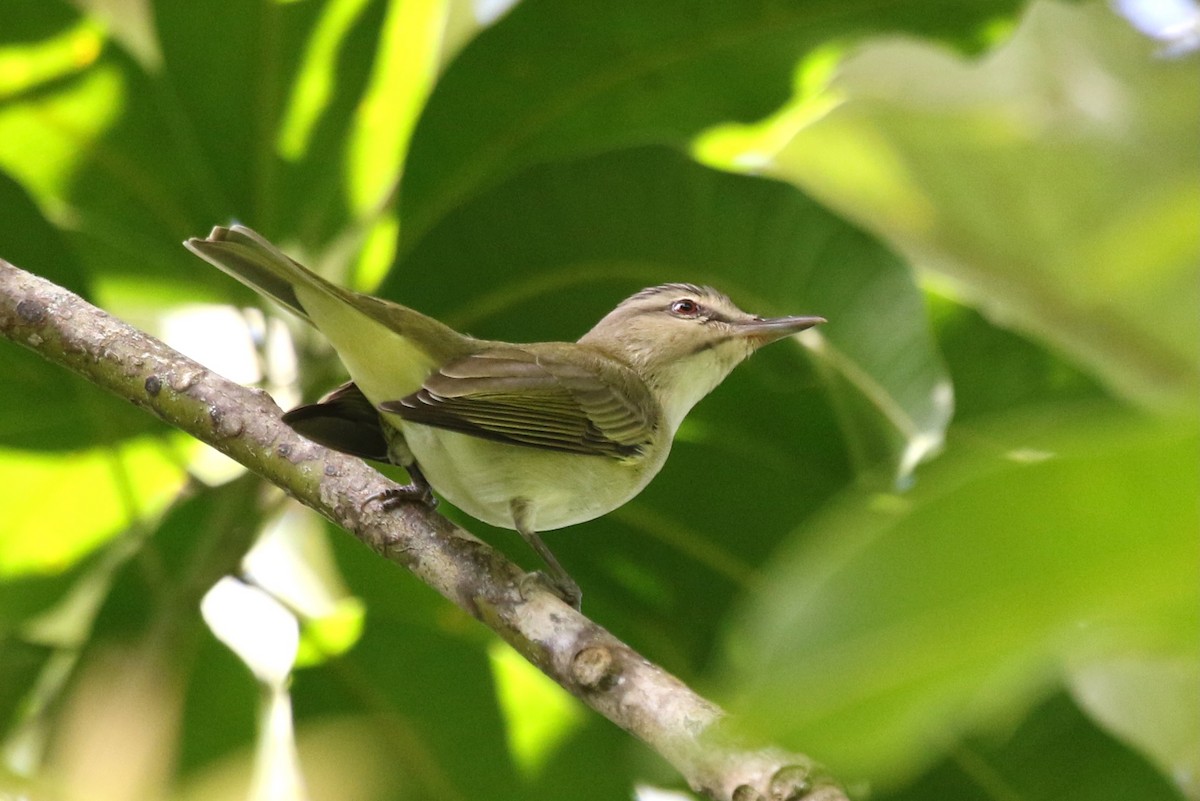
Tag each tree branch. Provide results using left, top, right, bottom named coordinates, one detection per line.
left=0, top=258, right=847, bottom=801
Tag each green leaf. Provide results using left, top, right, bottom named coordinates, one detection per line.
left=398, top=0, right=1027, bottom=253
left=712, top=1, right=1200, bottom=410
left=176, top=630, right=259, bottom=779
left=0, top=0, right=78, bottom=44
left=0, top=338, right=169, bottom=450
left=293, top=529, right=524, bottom=800
left=0, top=438, right=185, bottom=574
left=876, top=692, right=1186, bottom=801
left=86, top=476, right=263, bottom=643
left=0, top=564, right=90, bottom=629
left=0, top=638, right=53, bottom=736
left=2, top=479, right=266, bottom=799
left=929, top=294, right=1111, bottom=420
left=0, top=0, right=402, bottom=295
left=0, top=169, right=161, bottom=448
left=0, top=169, right=88, bottom=294
left=722, top=406, right=1198, bottom=785
left=1070, top=654, right=1200, bottom=799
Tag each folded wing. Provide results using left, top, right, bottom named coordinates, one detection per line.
left=380, top=347, right=657, bottom=459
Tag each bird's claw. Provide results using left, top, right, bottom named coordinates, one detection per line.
left=370, top=483, right=437, bottom=511
left=519, top=571, right=582, bottom=610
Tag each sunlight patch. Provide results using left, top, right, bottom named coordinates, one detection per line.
left=488, top=639, right=586, bottom=777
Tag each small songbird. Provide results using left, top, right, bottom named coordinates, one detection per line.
left=186, top=225, right=824, bottom=607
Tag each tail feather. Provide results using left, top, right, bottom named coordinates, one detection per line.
left=184, top=225, right=323, bottom=321
left=186, top=224, right=477, bottom=402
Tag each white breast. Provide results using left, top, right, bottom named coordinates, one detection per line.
left=395, top=418, right=669, bottom=531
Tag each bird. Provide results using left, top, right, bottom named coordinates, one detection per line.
left=185, top=225, right=824, bottom=607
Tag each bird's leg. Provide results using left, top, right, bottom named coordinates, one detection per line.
left=373, top=459, right=437, bottom=510
left=372, top=423, right=437, bottom=509
left=512, top=499, right=582, bottom=610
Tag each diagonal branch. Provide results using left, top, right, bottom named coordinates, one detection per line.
left=0, top=257, right=847, bottom=801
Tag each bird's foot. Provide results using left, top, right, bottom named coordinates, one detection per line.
left=519, top=570, right=583, bottom=611
left=370, top=482, right=437, bottom=511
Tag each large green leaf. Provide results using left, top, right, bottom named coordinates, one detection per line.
left=0, top=438, right=185, bottom=581
left=64, top=0, right=361, bottom=281
left=0, top=0, right=407, bottom=296
left=878, top=692, right=1187, bottom=801
left=0, top=169, right=162, bottom=448
left=1069, top=653, right=1200, bottom=799
left=399, top=0, right=1027, bottom=254
left=0, top=0, right=78, bottom=44
left=722, top=405, right=1198, bottom=787
left=928, top=294, right=1111, bottom=420
left=709, top=1, right=1200, bottom=410
left=0, top=339, right=169, bottom=450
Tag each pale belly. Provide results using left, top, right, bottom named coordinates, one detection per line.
left=393, top=418, right=669, bottom=531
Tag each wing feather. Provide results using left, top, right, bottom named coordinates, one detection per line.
left=378, top=346, right=658, bottom=458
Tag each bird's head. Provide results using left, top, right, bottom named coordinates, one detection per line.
left=579, top=283, right=824, bottom=430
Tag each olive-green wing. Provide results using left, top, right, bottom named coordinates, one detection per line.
left=379, top=347, right=657, bottom=458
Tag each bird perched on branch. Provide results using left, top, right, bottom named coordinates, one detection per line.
left=187, top=225, right=824, bottom=607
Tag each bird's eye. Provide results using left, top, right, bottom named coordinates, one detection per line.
left=669, top=298, right=701, bottom=317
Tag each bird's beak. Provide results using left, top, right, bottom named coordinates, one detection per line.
left=733, top=315, right=826, bottom=346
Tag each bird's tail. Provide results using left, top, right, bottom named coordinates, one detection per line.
left=184, top=225, right=333, bottom=322
left=186, top=224, right=470, bottom=401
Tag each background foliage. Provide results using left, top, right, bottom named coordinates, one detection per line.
left=0, top=1, right=1195, bottom=800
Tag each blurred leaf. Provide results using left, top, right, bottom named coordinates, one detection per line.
left=175, top=629, right=259, bottom=781
left=233, top=0, right=392, bottom=244
left=0, top=562, right=90, bottom=628
left=489, top=640, right=586, bottom=778
left=0, top=337, right=169, bottom=450
left=723, top=406, right=1198, bottom=786
left=0, top=0, right=403, bottom=297
left=0, top=438, right=184, bottom=574
left=929, top=292, right=1111, bottom=420
left=0, top=12, right=119, bottom=215
left=72, top=0, right=159, bottom=68
left=1069, top=654, right=1200, bottom=799
left=0, top=169, right=162, bottom=448
left=876, top=692, right=1187, bottom=801
left=281, top=521, right=513, bottom=798
left=0, top=169, right=88, bottom=294
left=0, top=0, right=78, bottom=44
left=86, top=475, right=262, bottom=643
left=289, top=520, right=646, bottom=800
left=149, top=0, right=320, bottom=223
left=398, top=0, right=1027, bottom=253
left=710, top=1, right=1200, bottom=410
left=343, top=0, right=455, bottom=223
left=527, top=715, right=660, bottom=801
left=53, top=0, right=331, bottom=283
left=324, top=515, right=465, bottom=632
left=17, top=478, right=263, bottom=801
left=0, top=638, right=53, bottom=736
